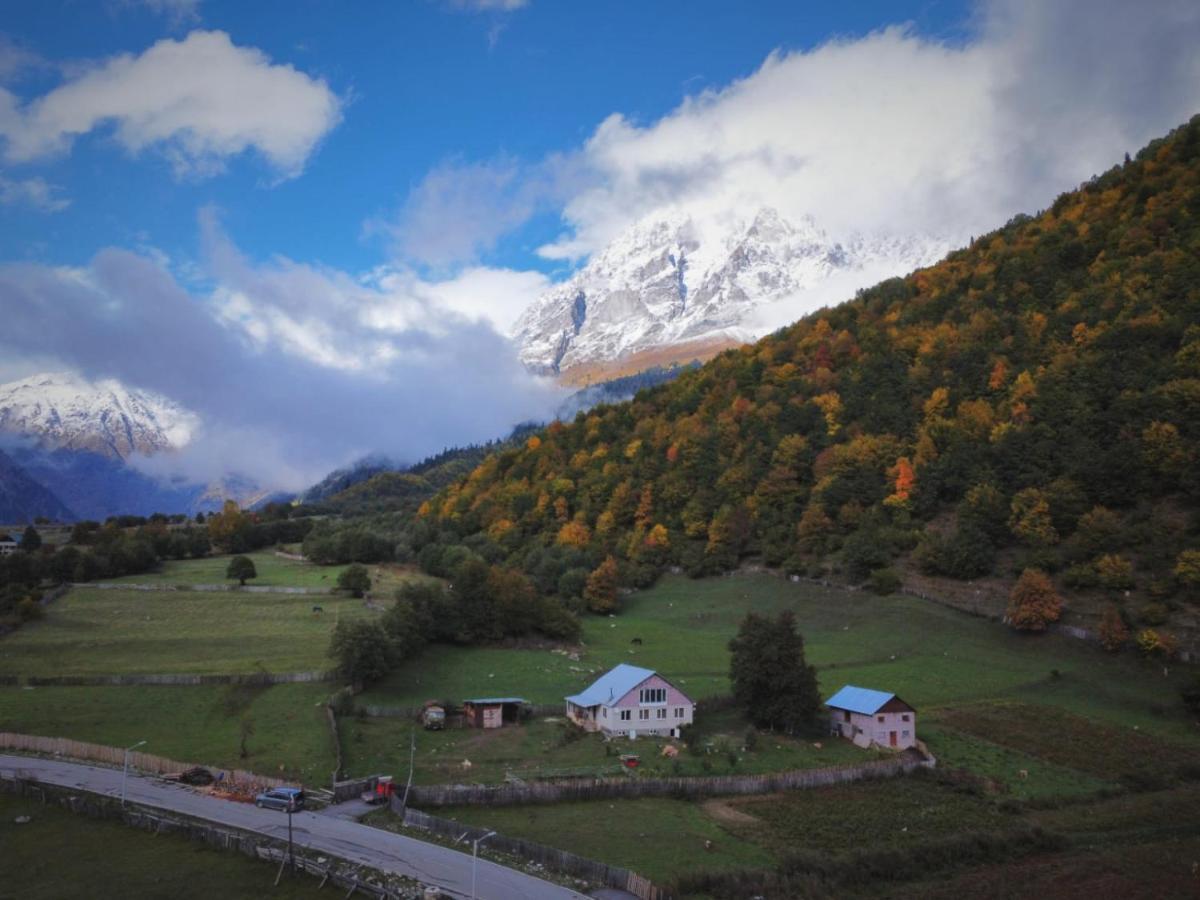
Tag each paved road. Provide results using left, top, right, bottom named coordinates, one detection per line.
left=0, top=754, right=584, bottom=900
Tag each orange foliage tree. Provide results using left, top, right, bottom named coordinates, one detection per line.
left=1007, top=569, right=1063, bottom=632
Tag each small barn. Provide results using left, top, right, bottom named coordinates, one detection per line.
left=0, top=534, right=16, bottom=557
left=462, top=697, right=526, bottom=729
left=826, top=685, right=917, bottom=750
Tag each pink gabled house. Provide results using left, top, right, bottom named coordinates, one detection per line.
left=565, top=663, right=694, bottom=739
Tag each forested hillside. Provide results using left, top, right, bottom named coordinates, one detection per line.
left=415, top=117, right=1200, bottom=642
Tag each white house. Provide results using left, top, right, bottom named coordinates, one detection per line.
left=826, top=684, right=917, bottom=750
left=0, top=534, right=17, bottom=557
left=565, top=663, right=694, bottom=739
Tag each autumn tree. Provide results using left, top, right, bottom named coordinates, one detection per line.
left=1175, top=550, right=1200, bottom=593
left=1006, top=569, right=1062, bottom=632
left=207, top=500, right=249, bottom=551
left=583, top=555, right=620, bottom=614
left=1098, top=604, right=1129, bottom=652
left=1009, top=489, right=1058, bottom=547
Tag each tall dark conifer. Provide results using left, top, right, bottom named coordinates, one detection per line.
left=728, top=610, right=821, bottom=733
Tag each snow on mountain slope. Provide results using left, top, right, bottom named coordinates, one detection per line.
left=514, top=208, right=947, bottom=376
left=0, top=372, right=199, bottom=459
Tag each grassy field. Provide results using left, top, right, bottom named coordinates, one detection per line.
left=104, top=550, right=348, bottom=588
left=0, top=793, right=328, bottom=900
left=104, top=551, right=429, bottom=594
left=421, top=797, right=777, bottom=881
left=339, top=708, right=872, bottom=783
left=0, top=683, right=336, bottom=782
left=0, top=586, right=379, bottom=676
left=363, top=573, right=1199, bottom=742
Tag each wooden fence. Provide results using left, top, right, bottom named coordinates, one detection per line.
left=22, top=670, right=334, bottom=687
left=75, top=582, right=334, bottom=596
left=407, top=750, right=930, bottom=808
left=356, top=702, right=563, bottom=719
left=398, top=805, right=668, bottom=900
left=0, top=732, right=291, bottom=794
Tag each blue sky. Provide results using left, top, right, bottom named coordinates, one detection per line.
left=0, top=0, right=1197, bottom=489
left=0, top=0, right=972, bottom=276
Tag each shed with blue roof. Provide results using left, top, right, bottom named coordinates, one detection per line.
left=565, top=663, right=694, bottom=739
left=826, top=684, right=916, bottom=750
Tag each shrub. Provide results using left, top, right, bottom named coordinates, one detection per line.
left=867, top=568, right=901, bottom=595
left=1098, top=604, right=1129, bottom=652
left=1138, top=602, right=1168, bottom=626
left=1007, top=569, right=1063, bottom=632
left=1095, top=554, right=1135, bottom=590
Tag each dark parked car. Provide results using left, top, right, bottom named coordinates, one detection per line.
left=254, top=787, right=305, bottom=811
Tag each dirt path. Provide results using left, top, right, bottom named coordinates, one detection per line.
left=701, top=797, right=762, bottom=826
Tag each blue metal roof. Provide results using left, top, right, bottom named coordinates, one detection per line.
left=565, top=663, right=656, bottom=708
left=825, top=685, right=896, bottom=715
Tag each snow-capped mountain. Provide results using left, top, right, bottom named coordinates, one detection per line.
left=0, top=373, right=262, bottom=520
left=514, top=208, right=947, bottom=378
left=0, top=372, right=198, bottom=459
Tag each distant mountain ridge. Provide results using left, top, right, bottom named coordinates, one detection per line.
left=514, top=208, right=946, bottom=379
left=0, top=447, right=74, bottom=524
left=0, top=373, right=262, bottom=519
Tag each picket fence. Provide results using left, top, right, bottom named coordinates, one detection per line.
left=399, top=805, right=668, bottom=900
left=407, top=750, right=930, bottom=807
left=0, top=732, right=290, bottom=794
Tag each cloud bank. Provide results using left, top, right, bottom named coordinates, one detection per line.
left=0, top=230, right=558, bottom=490
left=0, top=30, right=341, bottom=178
left=393, top=0, right=1200, bottom=268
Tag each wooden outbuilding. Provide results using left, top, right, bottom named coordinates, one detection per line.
left=462, top=697, right=526, bottom=729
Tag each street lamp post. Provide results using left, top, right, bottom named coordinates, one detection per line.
left=470, top=830, right=496, bottom=900
left=287, top=797, right=295, bottom=874
left=121, top=740, right=146, bottom=806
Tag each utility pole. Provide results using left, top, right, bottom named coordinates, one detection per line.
left=121, top=740, right=146, bottom=806
left=471, top=830, right=496, bottom=900
left=400, top=728, right=416, bottom=812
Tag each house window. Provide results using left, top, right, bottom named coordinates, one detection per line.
left=602, top=708, right=607, bottom=718
left=620, top=710, right=631, bottom=721
left=674, top=707, right=684, bottom=718
left=639, top=687, right=667, bottom=705
left=901, top=714, right=910, bottom=722
left=843, top=711, right=850, bottom=722
left=639, top=709, right=650, bottom=720
left=877, top=715, right=885, bottom=723
left=657, top=708, right=666, bottom=719
left=902, top=730, right=910, bottom=738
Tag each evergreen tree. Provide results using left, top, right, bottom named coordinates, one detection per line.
left=728, top=611, right=821, bottom=733
left=19, top=526, right=41, bottom=552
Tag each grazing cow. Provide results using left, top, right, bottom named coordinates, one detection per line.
left=312, top=605, right=324, bottom=614
left=630, top=637, right=643, bottom=646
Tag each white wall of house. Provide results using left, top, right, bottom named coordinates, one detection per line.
left=830, top=707, right=916, bottom=750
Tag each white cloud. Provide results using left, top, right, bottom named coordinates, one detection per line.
left=0, top=174, right=69, bottom=212
left=0, top=30, right=341, bottom=179
left=391, top=0, right=1200, bottom=272
left=0, top=230, right=561, bottom=489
